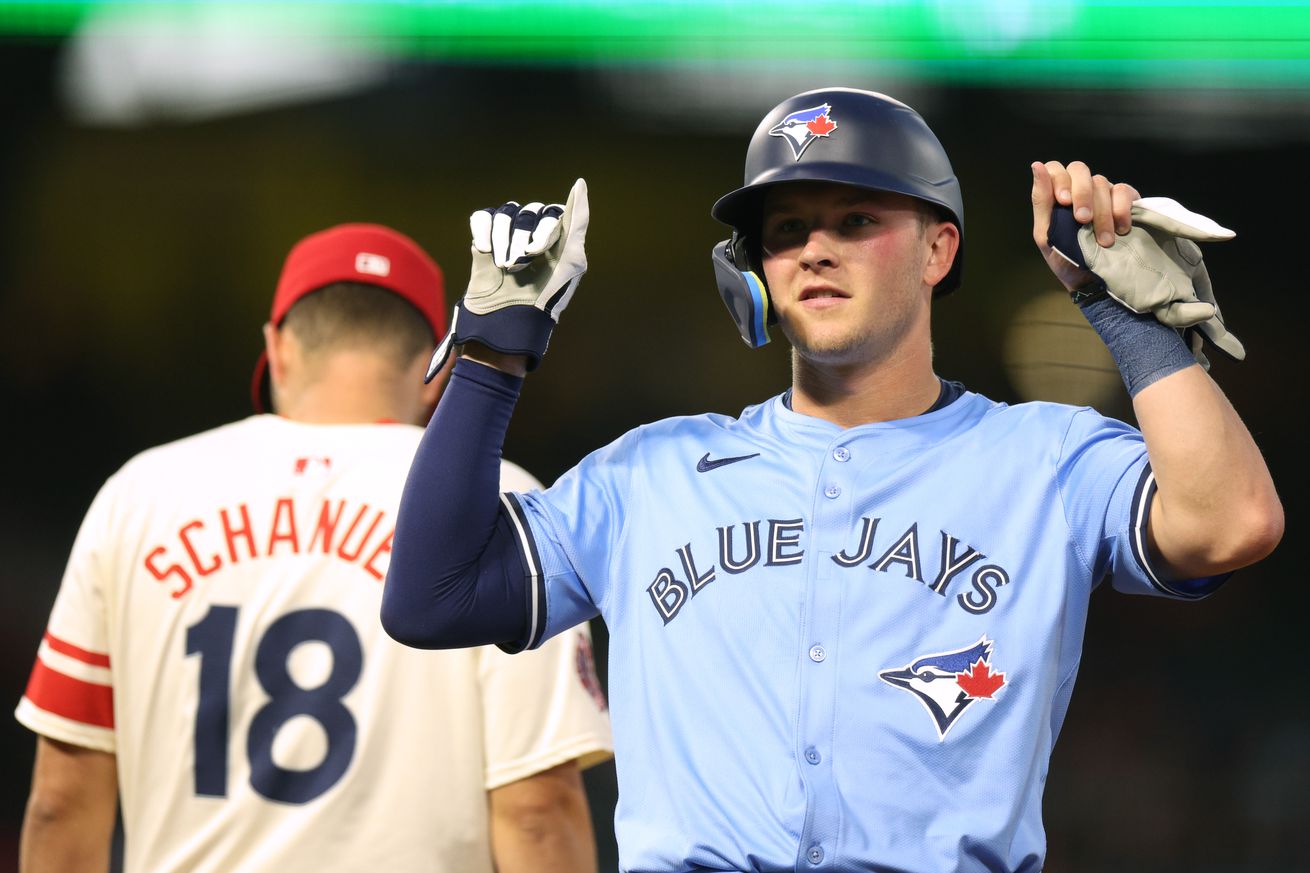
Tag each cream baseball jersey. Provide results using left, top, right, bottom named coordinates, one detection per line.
left=17, top=415, right=612, bottom=873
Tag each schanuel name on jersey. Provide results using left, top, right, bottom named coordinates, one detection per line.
left=647, top=516, right=1010, bottom=625
left=143, top=495, right=396, bottom=598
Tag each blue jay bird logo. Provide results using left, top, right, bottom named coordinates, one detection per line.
left=879, top=636, right=1007, bottom=740
left=768, top=103, right=838, bottom=160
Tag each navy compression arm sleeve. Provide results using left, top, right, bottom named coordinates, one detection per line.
left=382, top=358, right=532, bottom=650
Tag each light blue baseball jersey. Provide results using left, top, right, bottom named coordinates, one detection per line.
left=504, top=387, right=1223, bottom=873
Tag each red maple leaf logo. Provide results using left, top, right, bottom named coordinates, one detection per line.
left=807, top=114, right=836, bottom=136
left=956, top=658, right=1005, bottom=699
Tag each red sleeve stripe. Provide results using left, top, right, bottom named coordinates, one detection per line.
left=44, top=632, right=111, bottom=668
left=24, top=659, right=114, bottom=728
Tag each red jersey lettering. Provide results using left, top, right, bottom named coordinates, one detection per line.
left=310, top=500, right=346, bottom=553
left=267, top=497, right=301, bottom=555
left=144, top=545, right=194, bottom=598
left=220, top=504, right=258, bottom=564
left=363, top=531, right=395, bottom=581
left=179, top=519, right=222, bottom=577
left=336, top=505, right=383, bottom=562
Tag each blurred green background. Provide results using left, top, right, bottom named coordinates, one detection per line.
left=1, top=2, right=1305, bottom=871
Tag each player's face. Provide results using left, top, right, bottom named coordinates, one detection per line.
left=760, top=182, right=938, bottom=368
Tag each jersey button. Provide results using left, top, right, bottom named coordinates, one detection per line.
left=804, top=746, right=821, bottom=765
left=824, top=484, right=841, bottom=499
left=833, top=446, right=850, bottom=462
left=808, top=645, right=826, bottom=662
left=807, top=846, right=824, bottom=864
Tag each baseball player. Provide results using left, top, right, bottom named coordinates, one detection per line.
left=382, top=88, right=1282, bottom=871
left=16, top=223, right=613, bottom=873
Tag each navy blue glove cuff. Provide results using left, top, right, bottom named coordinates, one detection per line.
left=1077, top=295, right=1196, bottom=396
left=455, top=304, right=557, bottom=371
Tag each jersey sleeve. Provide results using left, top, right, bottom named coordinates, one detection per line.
left=15, top=475, right=121, bottom=752
left=502, top=430, right=638, bottom=650
left=477, top=623, right=614, bottom=790
left=1057, top=408, right=1228, bottom=600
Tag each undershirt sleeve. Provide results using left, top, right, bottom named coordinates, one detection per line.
left=382, top=359, right=535, bottom=650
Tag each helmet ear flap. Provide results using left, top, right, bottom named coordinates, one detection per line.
left=711, top=231, right=775, bottom=348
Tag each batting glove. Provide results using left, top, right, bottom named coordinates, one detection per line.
left=1048, top=196, right=1245, bottom=367
left=426, top=178, right=589, bottom=379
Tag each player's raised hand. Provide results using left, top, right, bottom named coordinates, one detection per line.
left=1033, top=162, right=1244, bottom=368
left=426, top=178, right=590, bottom=379
left=1031, top=160, right=1139, bottom=293
left=1045, top=194, right=1245, bottom=368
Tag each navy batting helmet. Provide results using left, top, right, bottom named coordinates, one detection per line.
left=710, top=87, right=964, bottom=347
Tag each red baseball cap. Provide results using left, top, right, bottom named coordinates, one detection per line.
left=251, top=223, right=447, bottom=411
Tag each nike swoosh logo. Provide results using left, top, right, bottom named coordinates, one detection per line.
left=696, top=452, right=761, bottom=473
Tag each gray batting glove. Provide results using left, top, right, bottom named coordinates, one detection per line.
left=426, top=178, right=589, bottom=379
left=1048, top=196, right=1245, bottom=367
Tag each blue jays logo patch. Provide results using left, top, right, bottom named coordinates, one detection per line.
left=769, top=103, right=838, bottom=160
left=879, top=636, right=1006, bottom=740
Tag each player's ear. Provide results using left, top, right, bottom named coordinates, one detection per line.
left=923, top=221, right=960, bottom=289
left=263, top=322, right=284, bottom=387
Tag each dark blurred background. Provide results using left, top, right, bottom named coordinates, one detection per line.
left=1, top=3, right=1305, bottom=871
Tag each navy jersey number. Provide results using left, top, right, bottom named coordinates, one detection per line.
left=185, top=605, right=363, bottom=803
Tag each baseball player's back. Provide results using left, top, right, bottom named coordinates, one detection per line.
left=19, top=415, right=609, bottom=873
left=18, top=223, right=612, bottom=873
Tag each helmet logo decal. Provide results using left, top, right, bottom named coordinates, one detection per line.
left=768, top=103, right=838, bottom=161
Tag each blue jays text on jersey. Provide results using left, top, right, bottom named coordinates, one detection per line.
left=501, top=386, right=1225, bottom=873
left=644, top=511, right=1011, bottom=625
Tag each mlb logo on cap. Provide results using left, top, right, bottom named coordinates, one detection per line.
left=355, top=252, right=392, bottom=277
